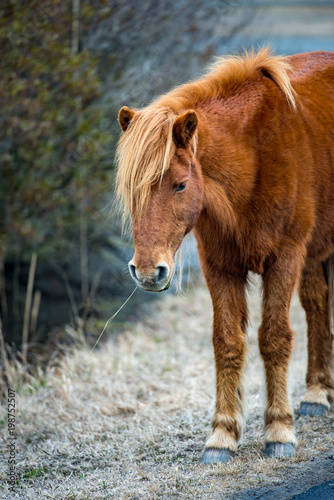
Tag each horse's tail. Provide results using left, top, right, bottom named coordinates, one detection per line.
left=324, top=254, right=334, bottom=339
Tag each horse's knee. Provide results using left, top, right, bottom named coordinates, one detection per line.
left=258, top=322, right=293, bottom=362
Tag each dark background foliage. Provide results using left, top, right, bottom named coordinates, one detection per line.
left=0, top=1, right=134, bottom=352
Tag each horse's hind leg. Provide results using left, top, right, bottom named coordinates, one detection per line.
left=298, top=259, right=334, bottom=416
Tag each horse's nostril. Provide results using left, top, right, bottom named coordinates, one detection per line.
left=129, top=264, right=137, bottom=280
left=157, top=265, right=169, bottom=283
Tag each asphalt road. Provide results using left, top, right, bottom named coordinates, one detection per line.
left=292, top=479, right=334, bottom=500
left=232, top=453, right=334, bottom=500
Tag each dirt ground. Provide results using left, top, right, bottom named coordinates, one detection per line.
left=0, top=274, right=333, bottom=499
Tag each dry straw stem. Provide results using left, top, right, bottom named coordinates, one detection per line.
left=89, top=285, right=138, bottom=353
left=21, top=252, right=38, bottom=364
left=80, top=215, right=89, bottom=306
left=30, top=289, right=41, bottom=337
left=0, top=319, right=12, bottom=391
left=0, top=276, right=333, bottom=499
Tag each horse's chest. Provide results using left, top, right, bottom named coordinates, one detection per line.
left=246, top=254, right=268, bottom=275
left=220, top=234, right=270, bottom=275
left=195, top=219, right=274, bottom=275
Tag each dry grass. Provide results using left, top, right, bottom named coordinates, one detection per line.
left=0, top=275, right=333, bottom=499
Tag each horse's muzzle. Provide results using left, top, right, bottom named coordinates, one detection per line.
left=128, top=260, right=170, bottom=292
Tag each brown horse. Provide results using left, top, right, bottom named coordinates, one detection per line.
left=115, top=47, right=334, bottom=463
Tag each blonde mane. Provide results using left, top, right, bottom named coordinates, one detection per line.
left=115, top=47, right=296, bottom=225
left=205, top=46, right=296, bottom=109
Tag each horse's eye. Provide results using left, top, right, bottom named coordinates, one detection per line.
left=176, top=182, right=187, bottom=192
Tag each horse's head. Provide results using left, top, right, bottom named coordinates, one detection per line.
left=116, top=106, right=203, bottom=291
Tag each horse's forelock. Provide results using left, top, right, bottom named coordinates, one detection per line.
left=115, top=107, right=176, bottom=227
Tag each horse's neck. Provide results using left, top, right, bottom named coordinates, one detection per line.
left=195, top=110, right=257, bottom=228
left=193, top=106, right=273, bottom=272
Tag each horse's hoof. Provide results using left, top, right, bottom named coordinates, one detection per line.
left=201, top=447, right=235, bottom=464
left=299, top=402, right=328, bottom=417
left=265, top=442, right=296, bottom=458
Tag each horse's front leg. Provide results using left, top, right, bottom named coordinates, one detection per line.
left=259, top=248, right=305, bottom=458
left=201, top=271, right=248, bottom=464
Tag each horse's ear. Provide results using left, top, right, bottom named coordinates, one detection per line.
left=173, top=110, right=198, bottom=148
left=118, top=106, right=135, bottom=132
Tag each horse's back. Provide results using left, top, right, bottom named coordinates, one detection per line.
left=287, top=52, right=334, bottom=259
left=289, top=52, right=334, bottom=129
left=288, top=51, right=334, bottom=120
left=289, top=51, right=334, bottom=79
